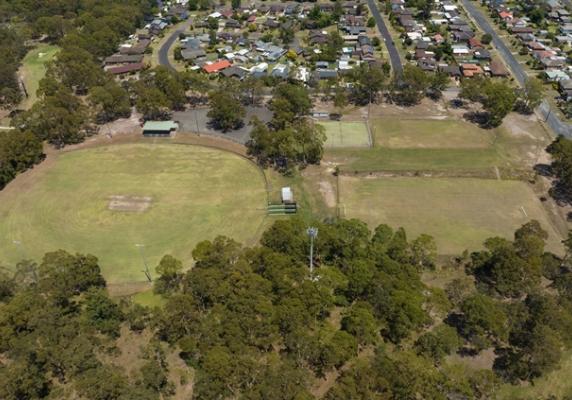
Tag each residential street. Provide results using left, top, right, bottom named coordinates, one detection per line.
left=158, top=19, right=193, bottom=71
left=459, top=0, right=572, bottom=137
left=366, top=0, right=403, bottom=75
left=459, top=0, right=526, bottom=85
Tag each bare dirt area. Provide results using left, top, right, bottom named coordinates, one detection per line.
left=318, top=180, right=337, bottom=208
left=106, top=326, right=153, bottom=379
left=100, top=111, right=142, bottom=136
left=107, top=281, right=152, bottom=298
left=166, top=348, right=194, bottom=400
left=108, top=195, right=153, bottom=212
left=105, top=325, right=194, bottom=399
left=301, top=164, right=339, bottom=216
left=447, top=347, right=496, bottom=371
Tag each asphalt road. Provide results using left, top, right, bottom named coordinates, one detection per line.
left=459, top=0, right=527, bottom=85
left=460, top=0, right=572, bottom=137
left=158, top=19, right=193, bottom=71
left=366, top=0, right=403, bottom=75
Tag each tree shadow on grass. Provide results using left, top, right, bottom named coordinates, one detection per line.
left=462, top=111, right=493, bottom=129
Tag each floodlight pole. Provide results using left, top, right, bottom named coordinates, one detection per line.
left=136, top=244, right=152, bottom=282
left=307, top=227, right=318, bottom=276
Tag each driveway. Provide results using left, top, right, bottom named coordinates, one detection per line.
left=366, top=0, right=403, bottom=75
left=158, top=19, right=193, bottom=71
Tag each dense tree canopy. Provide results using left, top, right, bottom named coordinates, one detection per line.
left=0, top=26, right=28, bottom=109
left=207, top=88, right=246, bottom=132
left=248, top=83, right=325, bottom=173
left=460, top=76, right=517, bottom=127
left=546, top=135, right=572, bottom=204
left=0, top=129, right=44, bottom=189
left=1, top=219, right=572, bottom=399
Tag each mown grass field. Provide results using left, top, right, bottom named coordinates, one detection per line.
left=19, top=44, right=59, bottom=109
left=0, top=143, right=268, bottom=283
left=339, top=177, right=563, bottom=255
left=327, top=116, right=548, bottom=173
left=320, top=121, right=371, bottom=148
left=372, top=118, right=495, bottom=149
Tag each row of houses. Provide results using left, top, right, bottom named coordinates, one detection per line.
left=484, top=0, right=572, bottom=103
left=173, top=0, right=385, bottom=84
left=102, top=3, right=187, bottom=79
left=392, top=0, right=509, bottom=78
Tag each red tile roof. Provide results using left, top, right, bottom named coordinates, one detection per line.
left=499, top=11, right=513, bottom=19
left=202, top=60, right=232, bottom=73
left=468, top=37, right=483, bottom=48
left=461, top=63, right=484, bottom=77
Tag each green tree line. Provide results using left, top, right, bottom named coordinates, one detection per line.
left=2, top=218, right=572, bottom=399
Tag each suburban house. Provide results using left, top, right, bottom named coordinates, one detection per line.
left=203, top=60, right=232, bottom=74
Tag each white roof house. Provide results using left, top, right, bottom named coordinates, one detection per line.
left=452, top=45, right=470, bottom=55
left=251, top=62, right=268, bottom=72
left=296, top=66, right=309, bottom=82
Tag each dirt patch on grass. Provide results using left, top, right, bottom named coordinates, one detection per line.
left=166, top=348, right=194, bottom=400
left=108, top=195, right=153, bottom=212
left=108, top=281, right=152, bottom=298
left=319, top=180, right=337, bottom=208
left=105, top=326, right=153, bottom=379
left=502, top=113, right=540, bottom=140
left=447, top=347, right=496, bottom=371
left=101, top=112, right=142, bottom=136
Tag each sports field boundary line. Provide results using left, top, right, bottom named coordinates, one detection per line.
left=365, top=119, right=373, bottom=148
left=337, top=168, right=534, bottom=181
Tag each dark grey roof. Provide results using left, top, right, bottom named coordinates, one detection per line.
left=314, top=69, right=338, bottom=79
left=181, top=49, right=206, bottom=60
left=221, top=66, right=248, bottom=78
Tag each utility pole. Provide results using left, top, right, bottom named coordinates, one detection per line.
left=135, top=244, right=152, bottom=282
left=194, top=106, right=200, bottom=134
left=306, top=227, right=318, bottom=276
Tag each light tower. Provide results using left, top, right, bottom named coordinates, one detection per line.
left=306, top=227, right=318, bottom=276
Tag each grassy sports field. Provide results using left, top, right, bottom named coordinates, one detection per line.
left=319, top=120, right=371, bottom=148
left=19, top=44, right=59, bottom=110
left=0, top=143, right=268, bottom=283
left=328, top=115, right=547, bottom=173
left=372, top=118, right=495, bottom=149
left=339, top=176, right=563, bottom=255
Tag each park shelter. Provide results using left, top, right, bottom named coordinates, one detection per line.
left=142, top=121, right=178, bottom=137
left=281, top=187, right=294, bottom=203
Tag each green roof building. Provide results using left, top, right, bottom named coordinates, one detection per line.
left=142, top=121, right=178, bottom=136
